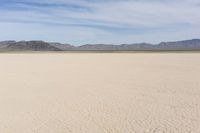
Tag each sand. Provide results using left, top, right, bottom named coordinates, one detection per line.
left=0, top=53, right=200, bottom=133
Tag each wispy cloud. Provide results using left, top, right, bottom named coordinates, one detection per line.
left=0, top=0, right=200, bottom=45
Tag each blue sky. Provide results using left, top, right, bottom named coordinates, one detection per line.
left=0, top=0, right=200, bottom=45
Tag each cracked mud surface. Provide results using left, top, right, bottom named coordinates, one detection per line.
left=0, top=53, right=200, bottom=133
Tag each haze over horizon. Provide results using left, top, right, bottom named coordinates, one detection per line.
left=0, top=0, right=200, bottom=45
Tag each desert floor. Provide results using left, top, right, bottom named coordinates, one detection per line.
left=0, top=53, right=200, bottom=133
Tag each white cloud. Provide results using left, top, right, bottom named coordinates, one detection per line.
left=0, top=0, right=200, bottom=44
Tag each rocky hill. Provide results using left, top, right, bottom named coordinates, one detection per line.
left=0, top=41, right=61, bottom=51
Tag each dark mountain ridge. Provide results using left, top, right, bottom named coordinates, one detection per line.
left=0, top=39, right=200, bottom=51
left=0, top=41, right=61, bottom=51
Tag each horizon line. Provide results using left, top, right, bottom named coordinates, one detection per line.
left=0, top=38, right=200, bottom=46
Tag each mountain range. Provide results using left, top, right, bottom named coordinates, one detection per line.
left=1, top=39, right=200, bottom=51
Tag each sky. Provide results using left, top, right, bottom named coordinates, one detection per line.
left=0, top=0, right=200, bottom=45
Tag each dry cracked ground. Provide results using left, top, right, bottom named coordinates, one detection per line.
left=0, top=53, right=200, bottom=133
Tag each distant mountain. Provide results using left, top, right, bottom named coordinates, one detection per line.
left=0, top=41, right=16, bottom=49
left=1, top=39, right=200, bottom=51
left=76, top=44, right=120, bottom=51
left=49, top=42, right=75, bottom=50
left=0, top=41, right=61, bottom=51
left=73, top=43, right=154, bottom=51
left=157, top=39, right=200, bottom=50
left=74, top=39, right=200, bottom=51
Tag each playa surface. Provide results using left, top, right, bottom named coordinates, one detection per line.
left=0, top=53, right=200, bottom=133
